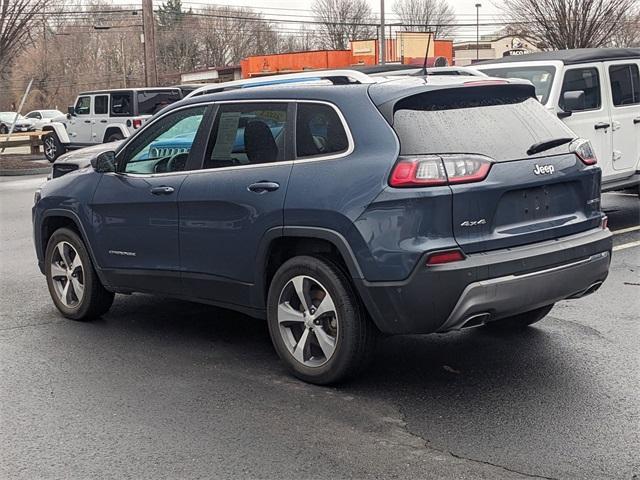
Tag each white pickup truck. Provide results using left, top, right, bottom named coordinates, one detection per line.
left=42, top=87, right=182, bottom=162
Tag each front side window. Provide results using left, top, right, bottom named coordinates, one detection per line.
left=75, top=96, right=91, bottom=115
left=559, top=67, right=601, bottom=111
left=27, top=112, right=41, bottom=119
left=120, top=106, right=206, bottom=174
left=111, top=93, right=133, bottom=116
left=296, top=103, right=349, bottom=158
left=94, top=95, right=108, bottom=115
left=203, top=103, right=289, bottom=169
left=609, top=63, right=640, bottom=106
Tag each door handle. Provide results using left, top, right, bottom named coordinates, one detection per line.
left=84, top=120, right=91, bottom=124
left=634, top=117, right=640, bottom=125
left=594, top=122, right=610, bottom=130
left=150, top=186, right=175, bottom=195
left=248, top=181, right=280, bottom=193
left=100, top=119, right=107, bottom=123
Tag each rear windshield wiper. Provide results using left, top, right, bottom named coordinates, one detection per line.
left=527, top=137, right=574, bottom=156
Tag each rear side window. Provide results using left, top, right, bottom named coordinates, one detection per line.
left=111, top=93, right=132, bottom=116
left=296, top=103, right=349, bottom=158
left=203, top=103, right=289, bottom=169
left=609, top=64, right=640, bottom=106
left=137, top=90, right=181, bottom=115
left=94, top=95, right=108, bottom=115
left=559, top=68, right=601, bottom=111
left=393, top=86, right=574, bottom=161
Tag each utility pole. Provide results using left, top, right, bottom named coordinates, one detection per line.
left=379, top=0, right=386, bottom=64
left=121, top=37, right=127, bottom=88
left=475, top=3, right=481, bottom=62
left=142, top=0, right=158, bottom=86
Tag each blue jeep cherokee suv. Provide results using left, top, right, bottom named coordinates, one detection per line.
left=33, top=74, right=612, bottom=384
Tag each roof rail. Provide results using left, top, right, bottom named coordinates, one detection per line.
left=184, top=69, right=375, bottom=98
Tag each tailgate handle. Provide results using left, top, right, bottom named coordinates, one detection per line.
left=594, top=122, right=610, bottom=130
left=633, top=117, right=640, bottom=125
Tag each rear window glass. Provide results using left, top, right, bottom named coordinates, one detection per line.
left=296, top=103, right=349, bottom=158
left=393, top=87, right=574, bottom=161
left=111, top=93, right=132, bottom=116
left=609, top=63, right=640, bottom=106
left=480, top=66, right=556, bottom=104
left=137, top=90, right=181, bottom=115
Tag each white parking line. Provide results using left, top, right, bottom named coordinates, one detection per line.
left=612, top=225, right=640, bottom=235
left=613, top=241, right=640, bottom=252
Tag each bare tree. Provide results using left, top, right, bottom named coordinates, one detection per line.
left=392, top=0, right=457, bottom=38
left=0, top=0, right=50, bottom=99
left=503, top=0, right=638, bottom=49
left=607, top=8, right=640, bottom=47
left=312, top=0, right=375, bottom=50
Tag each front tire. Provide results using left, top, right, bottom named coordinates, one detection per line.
left=43, top=132, right=65, bottom=162
left=45, top=228, right=114, bottom=320
left=0, top=124, right=7, bottom=134
left=483, top=304, right=554, bottom=331
left=267, top=255, right=377, bottom=385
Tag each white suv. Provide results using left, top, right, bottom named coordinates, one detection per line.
left=42, top=88, right=182, bottom=162
left=475, top=48, right=640, bottom=193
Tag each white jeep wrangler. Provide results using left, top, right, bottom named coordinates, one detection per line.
left=42, top=87, right=182, bottom=162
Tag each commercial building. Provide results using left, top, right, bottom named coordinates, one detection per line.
left=453, top=35, right=538, bottom=66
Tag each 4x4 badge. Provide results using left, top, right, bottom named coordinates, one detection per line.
left=460, top=219, right=487, bottom=227
left=533, top=164, right=555, bottom=175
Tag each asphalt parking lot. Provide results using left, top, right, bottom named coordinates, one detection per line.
left=1, top=175, right=638, bottom=479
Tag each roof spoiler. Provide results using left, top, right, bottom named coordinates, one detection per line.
left=184, top=69, right=375, bottom=98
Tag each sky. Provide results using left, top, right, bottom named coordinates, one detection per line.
left=175, top=0, right=506, bottom=41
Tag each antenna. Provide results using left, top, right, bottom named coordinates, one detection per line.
left=421, top=32, right=433, bottom=78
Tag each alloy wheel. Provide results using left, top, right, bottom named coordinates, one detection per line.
left=277, top=275, right=338, bottom=367
left=50, top=241, right=85, bottom=308
left=44, top=136, right=56, bottom=159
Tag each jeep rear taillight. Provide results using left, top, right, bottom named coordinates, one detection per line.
left=389, top=155, right=492, bottom=188
left=132, top=118, right=143, bottom=129
left=570, top=138, right=597, bottom=165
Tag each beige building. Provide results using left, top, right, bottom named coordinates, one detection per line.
left=454, top=35, right=538, bottom=66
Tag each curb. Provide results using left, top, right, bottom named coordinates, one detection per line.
left=0, top=167, right=50, bottom=176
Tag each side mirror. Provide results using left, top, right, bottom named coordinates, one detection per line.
left=91, top=151, right=116, bottom=173
left=67, top=105, right=75, bottom=117
left=559, top=90, right=585, bottom=117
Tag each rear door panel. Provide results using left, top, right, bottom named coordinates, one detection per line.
left=605, top=60, right=640, bottom=172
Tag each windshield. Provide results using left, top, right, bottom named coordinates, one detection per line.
left=479, top=66, right=556, bottom=104
left=0, top=112, right=25, bottom=122
left=42, top=110, right=62, bottom=118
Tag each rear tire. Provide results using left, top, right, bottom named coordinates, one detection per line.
left=45, top=228, right=114, bottom=321
left=0, top=124, right=8, bottom=134
left=43, top=132, right=65, bottom=162
left=106, top=132, right=124, bottom=142
left=483, top=304, right=554, bottom=331
left=267, top=255, right=377, bottom=385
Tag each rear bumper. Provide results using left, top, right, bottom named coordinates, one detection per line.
left=355, top=228, right=612, bottom=334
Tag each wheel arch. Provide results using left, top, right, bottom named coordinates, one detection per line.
left=255, top=227, right=364, bottom=310
left=102, top=125, right=128, bottom=142
left=42, top=122, right=70, bottom=144
left=38, top=210, right=104, bottom=282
